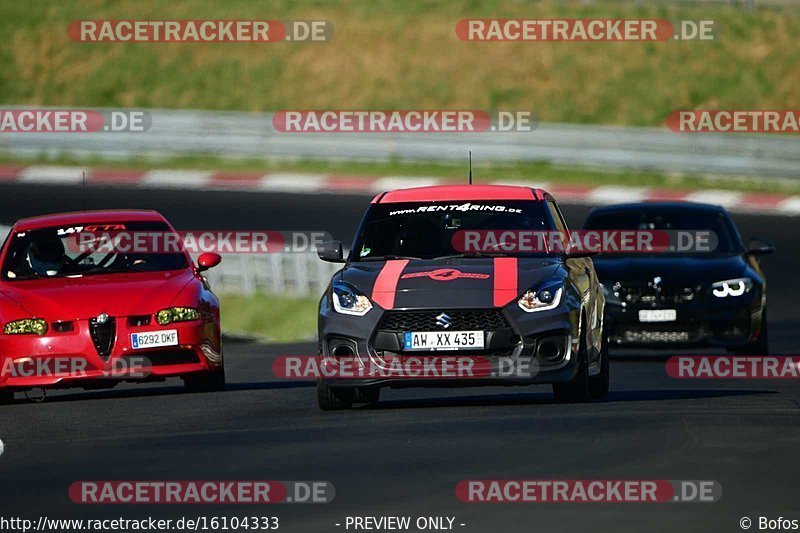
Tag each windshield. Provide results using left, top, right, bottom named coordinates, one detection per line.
left=2, top=221, right=189, bottom=281
left=351, top=200, right=554, bottom=261
left=583, top=207, right=744, bottom=256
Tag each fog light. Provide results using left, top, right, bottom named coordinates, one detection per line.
left=331, top=344, right=355, bottom=358
left=537, top=340, right=563, bottom=361
left=327, top=338, right=358, bottom=364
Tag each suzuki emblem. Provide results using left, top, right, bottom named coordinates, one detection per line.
left=435, top=312, right=453, bottom=329
left=96, top=313, right=109, bottom=324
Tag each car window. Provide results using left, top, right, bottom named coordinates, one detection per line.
left=583, top=207, right=744, bottom=256
left=352, top=200, right=553, bottom=260
left=545, top=200, right=572, bottom=253
left=2, top=221, right=189, bottom=281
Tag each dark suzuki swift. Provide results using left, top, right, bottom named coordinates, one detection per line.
left=316, top=185, right=607, bottom=410
left=583, top=202, right=772, bottom=353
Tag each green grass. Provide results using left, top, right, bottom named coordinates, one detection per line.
left=220, top=293, right=318, bottom=343
left=1, top=1, right=799, bottom=126
left=3, top=152, right=800, bottom=195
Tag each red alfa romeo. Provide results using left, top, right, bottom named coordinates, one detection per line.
left=0, top=210, right=224, bottom=402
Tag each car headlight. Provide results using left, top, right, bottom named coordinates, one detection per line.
left=332, top=281, right=373, bottom=316
left=600, top=282, right=622, bottom=305
left=518, top=281, right=564, bottom=313
left=3, top=318, right=48, bottom=335
left=711, top=278, right=753, bottom=298
left=156, top=307, right=200, bottom=325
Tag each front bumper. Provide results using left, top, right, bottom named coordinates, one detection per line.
left=318, top=294, right=582, bottom=388
left=0, top=318, right=222, bottom=390
left=605, top=293, right=763, bottom=348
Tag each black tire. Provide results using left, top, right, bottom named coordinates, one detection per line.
left=0, top=390, right=14, bottom=404
left=183, top=367, right=226, bottom=392
left=553, top=321, right=590, bottom=403
left=735, top=309, right=769, bottom=356
left=317, top=381, right=354, bottom=410
left=353, top=386, right=381, bottom=404
left=588, top=336, right=610, bottom=399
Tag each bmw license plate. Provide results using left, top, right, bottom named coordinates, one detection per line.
left=131, top=329, right=178, bottom=350
left=404, top=331, right=484, bottom=351
left=638, top=309, right=677, bottom=323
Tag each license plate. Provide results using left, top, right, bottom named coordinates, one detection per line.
left=131, top=329, right=178, bottom=350
left=403, top=331, right=484, bottom=351
left=638, top=309, right=677, bottom=323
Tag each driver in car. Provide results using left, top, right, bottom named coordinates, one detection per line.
left=26, top=237, right=67, bottom=277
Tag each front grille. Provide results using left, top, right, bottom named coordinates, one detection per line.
left=379, top=309, right=510, bottom=332
left=619, top=326, right=702, bottom=344
left=89, top=317, right=116, bottom=359
left=617, top=286, right=696, bottom=306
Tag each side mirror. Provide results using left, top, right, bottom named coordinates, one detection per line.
left=746, top=237, right=774, bottom=256
left=317, top=240, right=345, bottom=263
left=197, top=252, right=222, bottom=272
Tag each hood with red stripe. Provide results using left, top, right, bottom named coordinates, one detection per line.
left=339, top=257, right=561, bottom=310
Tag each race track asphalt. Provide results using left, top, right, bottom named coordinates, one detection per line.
left=0, top=182, right=797, bottom=533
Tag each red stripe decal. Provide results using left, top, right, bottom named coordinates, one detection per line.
left=493, top=257, right=518, bottom=307
left=371, top=259, right=409, bottom=309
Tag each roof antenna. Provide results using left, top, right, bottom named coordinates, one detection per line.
left=82, top=170, right=87, bottom=211
left=468, top=151, right=473, bottom=185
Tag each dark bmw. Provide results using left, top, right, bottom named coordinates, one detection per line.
left=316, top=185, right=607, bottom=410
left=583, top=202, right=772, bottom=354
